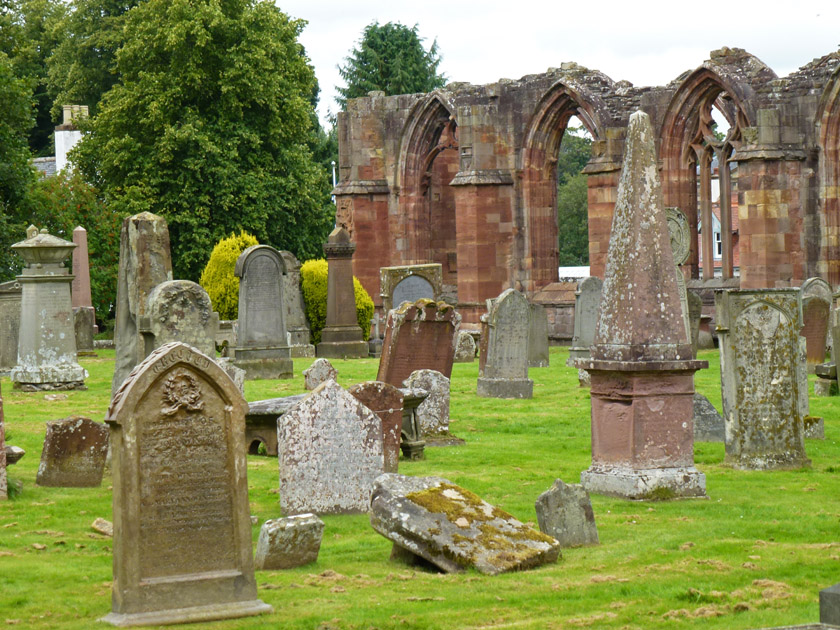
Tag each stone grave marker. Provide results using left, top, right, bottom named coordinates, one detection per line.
left=36, top=416, right=109, bottom=487
left=822, top=582, right=840, bottom=626
left=380, top=264, right=442, bottom=313
left=303, top=358, right=337, bottom=390
left=111, top=212, right=173, bottom=395
left=377, top=299, right=460, bottom=387
left=72, top=225, right=97, bottom=350
left=693, top=393, right=725, bottom=442
left=255, top=514, right=324, bottom=570
left=1, top=382, right=6, bottom=500
left=349, top=381, right=404, bottom=473
left=477, top=289, right=533, bottom=399
left=392, top=275, right=435, bottom=309
left=139, top=280, right=219, bottom=359
left=403, top=369, right=453, bottom=439
left=0, top=280, right=21, bottom=372
left=11, top=226, right=88, bottom=391
left=370, top=473, right=560, bottom=575
left=454, top=330, right=476, bottom=362
left=232, top=245, right=293, bottom=379
left=368, top=312, right=384, bottom=358
left=103, top=342, right=270, bottom=626
left=278, top=379, right=384, bottom=515
left=801, top=277, right=831, bottom=371
left=74, top=306, right=96, bottom=354
left=398, top=387, right=428, bottom=460
left=566, top=276, right=602, bottom=386
left=535, top=479, right=599, bottom=547
left=528, top=303, right=550, bottom=368
left=279, top=251, right=315, bottom=358
left=687, top=290, right=703, bottom=357
left=716, top=289, right=810, bottom=470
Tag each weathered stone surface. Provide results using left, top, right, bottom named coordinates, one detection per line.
left=11, top=227, right=88, bottom=390
left=453, top=330, right=476, bottom=362
left=380, top=264, right=442, bottom=313
left=92, top=517, right=113, bottom=537
left=577, top=111, right=707, bottom=500
left=804, top=416, right=825, bottom=439
left=716, top=289, right=810, bottom=470
left=814, top=377, right=836, bottom=397
left=398, top=388, right=428, bottom=461
left=535, top=479, right=599, bottom=547
left=687, top=290, right=703, bottom=357
left=693, top=393, right=725, bottom=442
left=377, top=299, right=460, bottom=387
left=254, top=514, right=324, bottom=570
left=103, top=342, right=270, bottom=626
left=215, top=358, right=245, bottom=394
left=245, top=394, right=308, bottom=457
left=36, top=416, right=108, bottom=487
left=279, top=251, right=315, bottom=357
left=369, top=473, right=560, bottom=575
left=821, top=582, right=840, bottom=626
left=71, top=226, right=93, bottom=309
left=403, top=370, right=450, bottom=437
left=140, top=280, right=219, bottom=359
left=477, top=289, right=533, bottom=399
left=303, top=358, right=337, bottom=391
left=0, top=280, right=21, bottom=372
left=74, top=306, right=96, bottom=353
left=349, top=381, right=403, bottom=473
left=528, top=303, right=550, bottom=368
left=316, top=227, right=367, bottom=359
left=0, top=382, right=6, bottom=500
left=5, top=444, right=24, bottom=465
left=801, top=277, right=832, bottom=371
left=112, top=212, right=173, bottom=395
left=233, top=245, right=293, bottom=379
left=278, top=379, right=384, bottom=515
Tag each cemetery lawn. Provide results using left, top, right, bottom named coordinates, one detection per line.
left=2, top=347, right=839, bottom=629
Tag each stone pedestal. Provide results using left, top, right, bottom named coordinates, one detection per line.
left=399, top=388, right=428, bottom=460
left=316, top=227, right=367, bottom=359
left=11, top=227, right=87, bottom=390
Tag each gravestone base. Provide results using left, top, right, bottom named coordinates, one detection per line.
left=814, top=377, right=837, bottom=397
left=316, top=335, right=368, bottom=359
left=233, top=347, right=292, bottom=381
left=400, top=439, right=425, bottom=461
left=13, top=380, right=86, bottom=392
left=290, top=344, right=316, bottom=358
left=368, top=338, right=383, bottom=358
left=12, top=364, right=88, bottom=391
left=476, top=376, right=533, bottom=399
left=425, top=433, right=466, bottom=447
left=581, top=465, right=707, bottom=500
left=725, top=450, right=811, bottom=471
left=804, top=416, right=825, bottom=440
left=101, top=600, right=273, bottom=627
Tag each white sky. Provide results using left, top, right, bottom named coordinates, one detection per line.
left=276, top=0, right=840, bottom=126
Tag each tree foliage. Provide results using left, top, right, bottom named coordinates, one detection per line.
left=199, top=230, right=258, bottom=320
left=557, top=127, right=592, bottom=266
left=73, top=0, right=333, bottom=281
left=337, top=21, right=445, bottom=106
left=300, top=259, right=373, bottom=343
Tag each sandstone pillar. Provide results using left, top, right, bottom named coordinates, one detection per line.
left=72, top=226, right=97, bottom=353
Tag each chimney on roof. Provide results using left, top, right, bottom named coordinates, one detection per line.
left=55, top=105, right=88, bottom=172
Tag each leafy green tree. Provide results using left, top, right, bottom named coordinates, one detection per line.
left=337, top=21, right=446, bottom=106
left=557, top=127, right=592, bottom=266
left=73, top=0, right=333, bottom=281
left=199, top=231, right=258, bottom=320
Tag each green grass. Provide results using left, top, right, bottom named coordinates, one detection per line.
left=1, top=347, right=839, bottom=629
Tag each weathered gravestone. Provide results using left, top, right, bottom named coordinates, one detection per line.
left=255, top=514, right=324, bottom=570
left=566, top=276, right=603, bottom=386
left=801, top=277, right=832, bottom=372
left=403, top=370, right=461, bottom=444
left=477, top=289, right=533, bottom=399
left=74, top=306, right=96, bottom=354
left=139, top=280, right=219, bottom=359
left=687, top=290, right=703, bottom=357
left=370, top=473, right=560, bottom=575
left=36, top=416, right=108, bottom=487
left=245, top=394, right=308, bottom=456
left=576, top=111, right=707, bottom=499
left=0, top=280, right=21, bottom=372
left=454, top=330, right=476, bottom=363
left=11, top=226, right=88, bottom=391
left=693, top=393, right=725, bottom=442
left=535, top=479, right=599, bottom=547
left=278, top=379, right=384, bottom=515
left=111, top=212, right=173, bottom=395
left=349, top=381, right=404, bottom=473
left=716, top=289, right=810, bottom=470
left=72, top=226, right=97, bottom=351
left=822, top=582, right=840, bottom=626
left=377, top=299, right=460, bottom=387
left=528, top=303, right=550, bottom=368
left=303, top=358, right=337, bottom=390
left=398, top=387, right=428, bottom=461
left=380, top=264, right=442, bottom=313
left=0, top=383, right=6, bottom=500
left=666, top=206, right=694, bottom=355
left=232, top=245, right=293, bottom=379
left=279, top=251, right=315, bottom=358
left=103, top=342, right=271, bottom=626
left=316, top=227, right=367, bottom=359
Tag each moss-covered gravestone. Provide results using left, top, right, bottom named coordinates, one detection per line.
left=36, top=416, right=108, bottom=487
left=103, top=342, right=271, bottom=626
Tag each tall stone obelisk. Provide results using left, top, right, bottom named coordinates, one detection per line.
left=576, top=111, right=708, bottom=499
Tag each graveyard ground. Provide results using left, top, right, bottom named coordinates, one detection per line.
left=1, top=347, right=839, bottom=629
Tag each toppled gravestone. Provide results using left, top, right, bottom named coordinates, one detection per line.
left=369, top=473, right=560, bottom=575
left=36, top=416, right=109, bottom=487
left=304, top=358, right=337, bottom=391
left=535, top=479, right=599, bottom=548
left=693, top=393, right=724, bottom=443
left=255, top=514, right=324, bottom=570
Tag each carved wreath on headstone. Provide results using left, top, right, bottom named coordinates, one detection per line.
left=666, top=207, right=691, bottom=266
left=162, top=370, right=204, bottom=416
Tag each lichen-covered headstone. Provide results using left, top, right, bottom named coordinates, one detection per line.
left=528, top=303, right=550, bottom=368
left=279, top=251, right=315, bottom=358
left=403, top=369, right=451, bottom=437
left=349, top=381, right=404, bottom=473
left=139, top=280, right=219, bottom=359
left=255, top=514, right=324, bottom=570
left=801, top=277, right=831, bottom=371
left=36, top=416, right=108, bottom=487
left=278, top=379, right=384, bottom=515
left=0, top=280, right=21, bottom=372
left=453, top=331, right=476, bottom=363
left=477, top=289, right=533, bottom=399
left=103, top=342, right=271, bottom=626
left=716, top=289, right=810, bottom=470
left=693, top=393, right=724, bottom=443
left=566, top=276, right=603, bottom=384
left=535, top=479, right=599, bottom=547
left=370, top=473, right=560, bottom=575
left=303, top=358, right=337, bottom=391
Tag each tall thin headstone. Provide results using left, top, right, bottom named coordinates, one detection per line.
left=0, top=280, right=22, bottom=372
left=576, top=111, right=707, bottom=499
left=528, top=303, right=550, bottom=368
left=111, top=213, right=173, bottom=395
left=103, top=342, right=271, bottom=625
left=279, top=251, right=315, bottom=357
left=72, top=226, right=97, bottom=351
left=566, top=277, right=603, bottom=386
left=801, top=277, right=831, bottom=371
left=0, top=382, right=6, bottom=500
left=11, top=227, right=88, bottom=390
left=232, top=245, right=293, bottom=379
left=316, top=227, right=367, bottom=358
left=477, top=289, right=533, bottom=399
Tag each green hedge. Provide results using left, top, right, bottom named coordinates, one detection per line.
left=301, top=258, right=374, bottom=343
left=198, top=231, right=259, bottom=320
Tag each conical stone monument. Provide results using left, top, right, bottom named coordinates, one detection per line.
left=576, top=111, right=708, bottom=500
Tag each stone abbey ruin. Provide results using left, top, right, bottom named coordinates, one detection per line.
left=334, top=47, right=840, bottom=323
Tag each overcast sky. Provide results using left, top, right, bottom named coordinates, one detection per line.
left=277, top=0, right=840, bottom=125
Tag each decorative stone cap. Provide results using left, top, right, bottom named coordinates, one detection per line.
left=323, top=226, right=355, bottom=257
left=391, top=299, right=460, bottom=326
left=12, top=226, right=76, bottom=266
left=575, top=358, right=708, bottom=372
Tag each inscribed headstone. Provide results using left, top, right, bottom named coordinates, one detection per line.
left=74, top=306, right=96, bottom=353
left=477, top=289, right=533, bottom=399
left=279, top=251, right=315, bottom=357
left=454, top=331, right=476, bottom=362
left=535, top=479, right=599, bottom=547
left=693, top=393, right=724, bottom=442
left=103, top=342, right=270, bottom=626
left=379, top=264, right=442, bottom=313
left=349, top=381, right=404, bottom=473
left=36, top=416, right=108, bottom=487
left=403, top=370, right=451, bottom=437
left=392, top=275, right=435, bottom=309
left=566, top=276, right=603, bottom=385
left=377, top=300, right=460, bottom=387
left=528, top=303, right=550, bottom=368
left=0, top=280, right=21, bottom=372
left=801, top=277, right=831, bottom=370
left=140, top=280, right=218, bottom=359
left=278, top=379, right=384, bottom=514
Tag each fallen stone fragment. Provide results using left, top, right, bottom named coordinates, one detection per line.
left=535, top=479, right=599, bottom=547
left=91, top=517, right=113, bottom=537
left=255, top=514, right=324, bottom=570
left=5, top=446, right=24, bottom=465
left=369, top=473, right=560, bottom=575
left=303, top=358, right=337, bottom=391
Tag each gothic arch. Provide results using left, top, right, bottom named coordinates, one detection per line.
left=817, top=65, right=840, bottom=285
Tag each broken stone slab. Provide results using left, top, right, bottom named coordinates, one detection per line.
left=303, top=358, right=337, bottom=391
left=369, top=473, right=560, bottom=575
left=693, top=393, right=724, bottom=443
left=254, top=514, right=324, bottom=570
left=36, top=416, right=109, bottom=487
left=5, top=445, right=25, bottom=465
left=535, top=479, right=599, bottom=548
left=92, top=517, right=114, bottom=537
